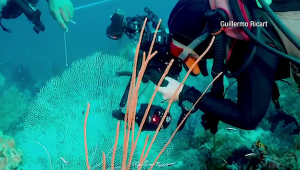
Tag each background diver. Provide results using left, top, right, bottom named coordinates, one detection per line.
left=0, top=0, right=74, bottom=33
left=106, top=7, right=166, bottom=42
left=155, top=0, right=300, bottom=133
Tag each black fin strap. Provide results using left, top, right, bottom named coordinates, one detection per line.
left=0, top=18, right=12, bottom=33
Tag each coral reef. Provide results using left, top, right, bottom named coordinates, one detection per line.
left=276, top=80, right=300, bottom=122
left=0, top=131, right=23, bottom=170
left=0, top=86, right=28, bottom=134
left=172, top=106, right=300, bottom=170
left=19, top=52, right=176, bottom=170
left=2, top=25, right=299, bottom=170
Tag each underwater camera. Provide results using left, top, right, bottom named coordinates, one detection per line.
left=118, top=53, right=182, bottom=108
left=143, top=7, right=159, bottom=23
left=141, top=52, right=182, bottom=84
left=136, top=26, right=183, bottom=85
left=117, top=30, right=182, bottom=108
left=117, top=50, right=182, bottom=108
left=140, top=27, right=182, bottom=82
left=116, top=11, right=183, bottom=108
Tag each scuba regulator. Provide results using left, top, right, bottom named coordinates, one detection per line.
left=0, top=0, right=45, bottom=33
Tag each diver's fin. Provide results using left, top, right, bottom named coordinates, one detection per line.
left=0, top=18, right=12, bottom=33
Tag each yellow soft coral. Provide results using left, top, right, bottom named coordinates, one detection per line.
left=0, top=131, right=23, bottom=170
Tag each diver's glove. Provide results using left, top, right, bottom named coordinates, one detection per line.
left=201, top=113, right=219, bottom=134
left=155, top=77, right=183, bottom=102
left=48, top=0, right=74, bottom=31
left=179, top=86, right=219, bottom=134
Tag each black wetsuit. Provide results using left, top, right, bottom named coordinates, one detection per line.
left=169, top=0, right=293, bottom=130
left=180, top=40, right=287, bottom=130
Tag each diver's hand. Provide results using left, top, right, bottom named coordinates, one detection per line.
left=155, top=77, right=183, bottom=102
left=48, top=0, right=74, bottom=31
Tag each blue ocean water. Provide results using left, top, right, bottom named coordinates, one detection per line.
left=0, top=0, right=300, bottom=170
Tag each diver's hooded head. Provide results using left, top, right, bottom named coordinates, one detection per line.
left=168, top=0, right=212, bottom=55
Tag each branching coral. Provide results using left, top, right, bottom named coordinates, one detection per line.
left=20, top=20, right=192, bottom=169
left=221, top=120, right=299, bottom=170
left=19, top=50, right=176, bottom=169
left=0, top=131, right=23, bottom=170
left=226, top=163, right=239, bottom=170
left=276, top=80, right=300, bottom=123
left=0, top=86, right=28, bottom=132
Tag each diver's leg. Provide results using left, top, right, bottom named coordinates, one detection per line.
left=236, top=45, right=280, bottom=120
left=195, top=43, right=280, bottom=129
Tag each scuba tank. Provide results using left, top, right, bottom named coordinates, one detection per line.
left=209, top=0, right=300, bottom=92
left=210, top=0, right=300, bottom=59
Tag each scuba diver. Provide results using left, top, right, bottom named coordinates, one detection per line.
left=154, top=0, right=300, bottom=133
left=0, top=0, right=74, bottom=33
left=106, top=7, right=165, bottom=41
left=107, top=7, right=183, bottom=131
left=112, top=104, right=172, bottom=131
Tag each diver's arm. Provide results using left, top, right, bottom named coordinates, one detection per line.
left=150, top=17, right=165, bottom=31
left=143, top=7, right=164, bottom=30
left=179, top=45, right=279, bottom=130
left=143, top=14, right=165, bottom=31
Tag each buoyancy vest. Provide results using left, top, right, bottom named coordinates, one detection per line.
left=270, top=11, right=300, bottom=92
left=209, top=0, right=300, bottom=92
